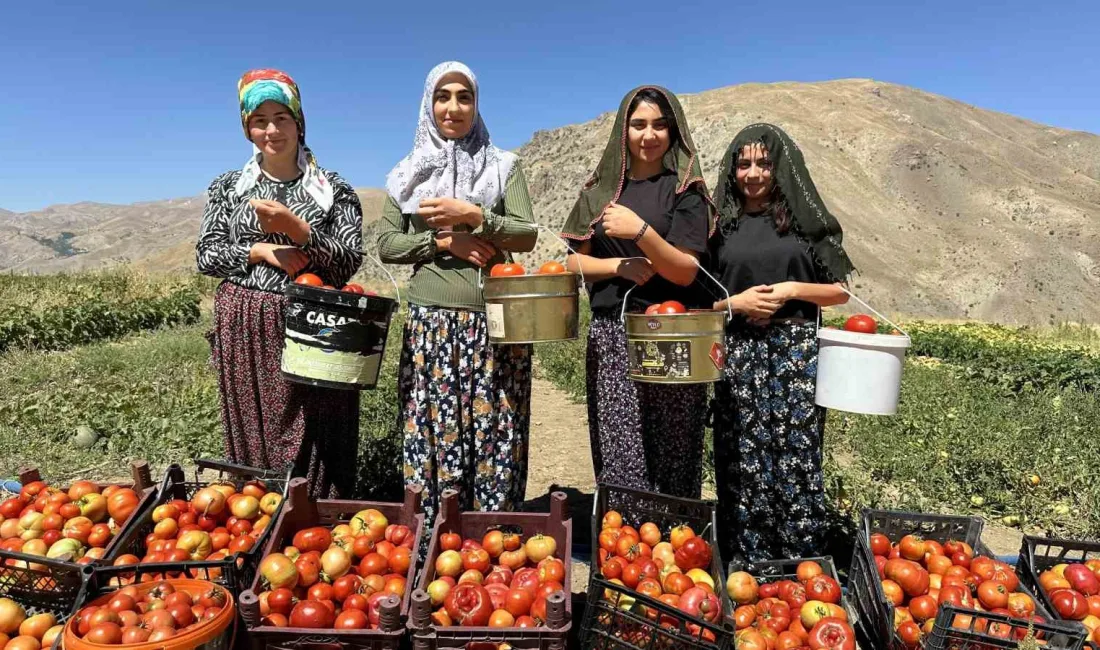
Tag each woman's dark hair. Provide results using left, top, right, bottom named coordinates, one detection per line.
left=733, top=141, right=791, bottom=234
left=627, top=89, right=682, bottom=153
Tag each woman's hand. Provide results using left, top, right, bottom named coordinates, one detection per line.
left=252, top=243, right=309, bottom=276
left=727, top=285, right=784, bottom=319
left=250, top=199, right=310, bottom=244
left=766, top=281, right=799, bottom=304
left=419, top=197, right=482, bottom=229
left=437, top=231, right=497, bottom=267
left=601, top=203, right=647, bottom=240
left=616, top=257, right=655, bottom=285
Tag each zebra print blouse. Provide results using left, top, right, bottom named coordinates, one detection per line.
left=196, top=168, right=363, bottom=293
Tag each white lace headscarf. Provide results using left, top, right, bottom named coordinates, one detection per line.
left=385, top=61, right=516, bottom=214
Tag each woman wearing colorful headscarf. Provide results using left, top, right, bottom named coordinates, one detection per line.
left=708, top=123, right=854, bottom=562
left=561, top=86, right=715, bottom=498
left=196, top=69, right=363, bottom=498
left=378, top=61, right=536, bottom=528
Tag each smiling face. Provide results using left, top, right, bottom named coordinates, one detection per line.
left=433, top=72, right=475, bottom=140
left=626, top=100, right=671, bottom=171
left=735, top=142, right=774, bottom=211
left=247, top=100, right=299, bottom=160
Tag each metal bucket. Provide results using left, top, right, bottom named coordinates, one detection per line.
left=624, top=310, right=728, bottom=383
left=483, top=273, right=580, bottom=344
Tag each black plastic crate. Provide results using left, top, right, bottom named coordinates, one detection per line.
left=581, top=483, right=734, bottom=650
left=0, top=551, right=87, bottom=647
left=1017, top=535, right=1100, bottom=648
left=105, top=459, right=292, bottom=595
left=850, top=509, right=984, bottom=649
left=927, top=603, right=1086, bottom=650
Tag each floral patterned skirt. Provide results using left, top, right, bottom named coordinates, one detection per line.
left=210, top=281, right=360, bottom=499
left=397, top=303, right=532, bottom=532
left=712, top=320, right=827, bottom=563
left=585, top=311, right=707, bottom=499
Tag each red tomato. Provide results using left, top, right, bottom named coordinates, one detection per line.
left=657, top=300, right=687, bottom=315
left=342, top=283, right=366, bottom=294
left=292, top=527, right=332, bottom=554
left=295, top=273, right=325, bottom=286
left=289, top=600, right=335, bottom=628
left=806, top=574, right=842, bottom=604
left=809, top=617, right=856, bottom=650
left=1051, top=588, right=1090, bottom=620
left=674, top=536, right=712, bottom=571
left=504, top=588, right=534, bottom=618
left=843, top=314, right=877, bottom=333
left=489, top=263, right=525, bottom=277
left=334, top=609, right=369, bottom=629
left=537, top=261, right=566, bottom=274
left=644, top=304, right=661, bottom=315
left=444, top=583, right=494, bottom=626
left=440, top=533, right=462, bottom=551
left=869, top=533, right=891, bottom=557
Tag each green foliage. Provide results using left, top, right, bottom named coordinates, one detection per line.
left=0, top=309, right=408, bottom=502
left=0, top=270, right=210, bottom=354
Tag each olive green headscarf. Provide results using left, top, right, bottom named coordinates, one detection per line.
left=713, top=123, right=855, bottom=281
left=561, top=85, right=714, bottom=240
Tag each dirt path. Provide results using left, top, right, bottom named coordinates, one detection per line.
left=523, top=377, right=596, bottom=594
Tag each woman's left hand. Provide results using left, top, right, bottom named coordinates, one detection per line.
left=601, top=203, right=647, bottom=240
left=251, top=199, right=309, bottom=244
left=418, top=197, right=482, bottom=229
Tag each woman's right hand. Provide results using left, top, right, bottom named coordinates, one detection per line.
left=252, top=243, right=309, bottom=277
left=438, top=231, right=498, bottom=267
left=616, top=257, right=656, bottom=285
left=723, top=285, right=784, bottom=319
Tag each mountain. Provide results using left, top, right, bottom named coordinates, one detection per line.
left=2, top=79, right=1098, bottom=324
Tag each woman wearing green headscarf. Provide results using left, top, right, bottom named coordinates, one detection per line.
left=708, top=123, right=854, bottom=562
left=561, top=86, right=715, bottom=498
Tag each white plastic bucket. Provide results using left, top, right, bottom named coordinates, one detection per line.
left=814, top=290, right=911, bottom=416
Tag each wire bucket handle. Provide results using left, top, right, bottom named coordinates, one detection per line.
left=365, top=249, right=402, bottom=308
left=821, top=286, right=909, bottom=338
left=619, top=257, right=733, bottom=322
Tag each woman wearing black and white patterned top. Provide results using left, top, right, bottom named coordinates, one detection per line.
left=196, top=68, right=363, bottom=499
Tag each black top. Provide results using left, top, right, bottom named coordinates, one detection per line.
left=196, top=169, right=363, bottom=294
left=709, top=210, right=823, bottom=320
left=584, top=170, right=711, bottom=312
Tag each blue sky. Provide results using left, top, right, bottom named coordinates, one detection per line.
left=1, top=0, right=1097, bottom=212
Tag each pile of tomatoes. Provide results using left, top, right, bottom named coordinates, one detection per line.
left=122, top=481, right=282, bottom=576
left=0, top=480, right=141, bottom=565
left=423, top=529, right=564, bottom=629
left=68, top=581, right=229, bottom=645
left=254, top=508, right=415, bottom=630
left=867, top=533, right=1044, bottom=648
left=1034, top=559, right=1100, bottom=643
left=488, top=261, right=566, bottom=277
left=595, top=511, right=721, bottom=640
left=294, top=273, right=376, bottom=294
left=0, top=597, right=63, bottom=650
left=725, top=561, right=853, bottom=650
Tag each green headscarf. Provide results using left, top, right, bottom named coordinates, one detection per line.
left=713, top=123, right=855, bottom=281
left=561, top=85, right=714, bottom=241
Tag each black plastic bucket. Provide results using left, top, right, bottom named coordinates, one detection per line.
left=281, top=283, right=397, bottom=390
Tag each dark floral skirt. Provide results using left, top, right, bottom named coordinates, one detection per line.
left=712, top=320, right=827, bottom=562
left=585, top=311, right=707, bottom=499
left=397, top=303, right=532, bottom=532
left=210, top=281, right=360, bottom=499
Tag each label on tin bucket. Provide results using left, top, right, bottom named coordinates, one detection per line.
left=282, top=340, right=382, bottom=385
left=629, top=339, right=692, bottom=379
left=487, top=303, right=506, bottom=339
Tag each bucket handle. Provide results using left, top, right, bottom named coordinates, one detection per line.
left=619, top=257, right=733, bottom=322
left=365, top=249, right=402, bottom=307
left=536, top=223, right=587, bottom=291
left=826, top=286, right=910, bottom=338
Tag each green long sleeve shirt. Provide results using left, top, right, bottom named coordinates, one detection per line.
left=377, top=163, right=538, bottom=311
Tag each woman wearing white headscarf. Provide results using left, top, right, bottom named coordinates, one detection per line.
left=378, top=61, right=537, bottom=528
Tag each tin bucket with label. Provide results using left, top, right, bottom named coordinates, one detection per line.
left=815, top=289, right=911, bottom=415
left=483, top=272, right=580, bottom=344
left=622, top=261, right=731, bottom=384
